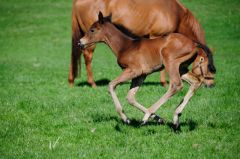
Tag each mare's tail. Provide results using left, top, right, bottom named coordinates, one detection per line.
left=196, top=42, right=216, bottom=74
left=68, top=5, right=83, bottom=85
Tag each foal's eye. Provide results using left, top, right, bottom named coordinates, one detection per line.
left=90, top=29, right=94, bottom=33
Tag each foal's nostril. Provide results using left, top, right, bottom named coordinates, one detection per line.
left=77, top=40, right=84, bottom=49
left=77, top=41, right=81, bottom=46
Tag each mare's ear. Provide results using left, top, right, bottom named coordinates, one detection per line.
left=98, top=12, right=104, bottom=24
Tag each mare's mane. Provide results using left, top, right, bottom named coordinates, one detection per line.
left=100, top=15, right=147, bottom=41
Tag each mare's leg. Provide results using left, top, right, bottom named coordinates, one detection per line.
left=68, top=50, right=81, bottom=87
left=160, top=69, right=168, bottom=87
left=142, top=64, right=183, bottom=124
left=109, top=69, right=137, bottom=124
left=150, top=35, right=167, bottom=87
left=126, top=76, right=164, bottom=123
left=173, top=72, right=202, bottom=129
left=83, top=46, right=96, bottom=88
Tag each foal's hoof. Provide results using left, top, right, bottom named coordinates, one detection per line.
left=173, top=123, right=181, bottom=132
left=152, top=114, right=165, bottom=125
left=141, top=120, right=148, bottom=126
left=122, top=119, right=131, bottom=125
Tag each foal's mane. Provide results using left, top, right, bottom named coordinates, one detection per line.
left=196, top=42, right=216, bottom=74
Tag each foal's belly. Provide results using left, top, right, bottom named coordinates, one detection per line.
left=138, top=49, right=163, bottom=74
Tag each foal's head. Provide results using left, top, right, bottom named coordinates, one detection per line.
left=192, top=51, right=216, bottom=88
left=79, top=12, right=110, bottom=48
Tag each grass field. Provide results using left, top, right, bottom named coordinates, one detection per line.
left=0, top=0, right=240, bottom=158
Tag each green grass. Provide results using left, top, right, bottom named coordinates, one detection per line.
left=0, top=0, right=240, bottom=158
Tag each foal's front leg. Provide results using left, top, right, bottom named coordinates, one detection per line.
left=173, top=72, right=202, bottom=129
left=142, top=64, right=183, bottom=124
left=108, top=69, right=137, bottom=124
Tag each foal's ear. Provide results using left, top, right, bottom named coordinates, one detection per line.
left=98, top=12, right=104, bottom=24
left=105, top=14, right=112, bottom=22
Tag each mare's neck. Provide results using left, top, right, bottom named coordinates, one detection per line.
left=103, top=23, right=133, bottom=57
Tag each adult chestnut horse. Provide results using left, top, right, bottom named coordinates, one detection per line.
left=69, top=0, right=206, bottom=87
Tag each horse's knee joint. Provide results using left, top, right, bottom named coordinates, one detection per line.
left=83, top=54, right=93, bottom=63
left=171, top=83, right=183, bottom=93
left=194, top=81, right=201, bottom=88
left=126, top=95, right=135, bottom=105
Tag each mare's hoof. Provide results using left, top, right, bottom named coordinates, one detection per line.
left=69, top=81, right=74, bottom=87
left=160, top=82, right=168, bottom=87
left=91, top=83, right=97, bottom=88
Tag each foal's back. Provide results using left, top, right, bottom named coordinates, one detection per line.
left=118, top=33, right=195, bottom=74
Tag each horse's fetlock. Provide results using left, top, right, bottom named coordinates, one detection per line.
left=108, top=84, right=114, bottom=93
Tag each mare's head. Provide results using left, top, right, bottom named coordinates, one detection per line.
left=192, top=51, right=216, bottom=88
left=79, top=12, right=111, bottom=49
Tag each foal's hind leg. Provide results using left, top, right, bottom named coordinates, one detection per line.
left=173, top=72, right=202, bottom=129
left=126, top=75, right=148, bottom=113
left=127, top=76, right=164, bottom=123
left=109, top=69, right=138, bottom=124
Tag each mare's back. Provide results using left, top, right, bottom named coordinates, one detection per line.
left=74, top=0, right=184, bottom=35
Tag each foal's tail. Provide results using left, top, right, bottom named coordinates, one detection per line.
left=68, top=4, right=83, bottom=85
left=196, top=42, right=216, bottom=74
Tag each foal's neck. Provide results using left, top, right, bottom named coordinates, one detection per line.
left=103, top=23, right=134, bottom=57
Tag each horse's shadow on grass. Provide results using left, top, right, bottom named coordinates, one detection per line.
left=166, top=120, right=198, bottom=133
left=117, top=119, right=198, bottom=133
left=77, top=78, right=168, bottom=87
left=77, top=78, right=110, bottom=87
left=91, top=114, right=197, bottom=133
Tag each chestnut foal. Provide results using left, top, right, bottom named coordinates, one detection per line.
left=79, top=13, right=216, bottom=128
